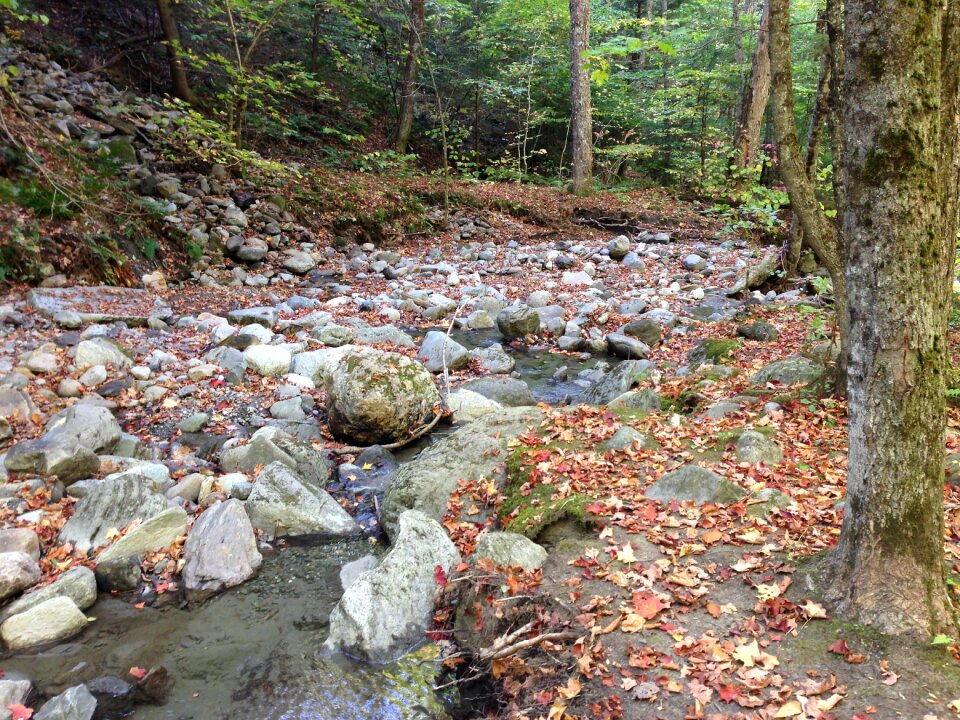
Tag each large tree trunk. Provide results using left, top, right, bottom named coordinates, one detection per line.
left=569, top=0, right=593, bottom=196
left=768, top=0, right=848, bottom=387
left=825, top=0, right=960, bottom=637
left=395, top=0, right=425, bottom=154
left=732, top=2, right=770, bottom=170
left=155, top=0, right=195, bottom=104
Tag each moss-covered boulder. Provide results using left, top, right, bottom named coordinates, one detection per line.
left=325, top=347, right=440, bottom=445
left=750, top=356, right=825, bottom=388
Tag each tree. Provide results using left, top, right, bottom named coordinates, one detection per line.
left=395, top=0, right=426, bottom=154
left=822, top=0, right=960, bottom=636
left=156, top=0, right=196, bottom=104
left=768, top=0, right=848, bottom=386
left=732, top=1, right=770, bottom=170
left=569, top=0, right=592, bottom=195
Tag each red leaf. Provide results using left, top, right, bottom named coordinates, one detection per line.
left=8, top=705, right=33, bottom=720
left=631, top=591, right=666, bottom=620
left=718, top=683, right=740, bottom=703
left=434, top=564, right=448, bottom=588
left=827, top=639, right=849, bottom=655
left=129, top=666, right=148, bottom=680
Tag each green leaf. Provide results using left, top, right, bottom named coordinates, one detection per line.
left=656, top=41, right=677, bottom=56
left=931, top=634, right=954, bottom=645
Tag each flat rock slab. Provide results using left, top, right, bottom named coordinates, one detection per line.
left=28, top=287, right=172, bottom=326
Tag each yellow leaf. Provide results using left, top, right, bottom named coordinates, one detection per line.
left=732, top=640, right=760, bottom=667
left=557, top=677, right=581, bottom=700
left=105, top=527, right=122, bottom=540
left=621, top=613, right=646, bottom=633
left=775, top=700, right=803, bottom=718
left=362, top=463, right=373, bottom=471
left=802, top=599, right=828, bottom=619
left=756, top=583, right=782, bottom=601
left=616, top=544, right=637, bottom=564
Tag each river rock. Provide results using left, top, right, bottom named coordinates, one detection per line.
left=0, top=388, right=36, bottom=426
left=601, top=426, right=657, bottom=452
left=182, top=499, right=261, bottom=602
left=0, top=528, right=40, bottom=560
left=59, top=475, right=168, bottom=553
left=683, top=254, right=707, bottom=272
left=608, top=388, right=662, bottom=413
left=473, top=532, right=547, bottom=571
left=34, top=684, right=97, bottom=720
left=737, top=321, right=779, bottom=342
left=0, top=552, right=40, bottom=602
left=750, top=356, right=825, bottom=387
left=97, top=507, right=188, bottom=563
left=382, top=407, right=542, bottom=538
left=645, top=465, right=745, bottom=505
left=496, top=305, right=540, bottom=339
left=470, top=343, right=515, bottom=374
left=418, top=331, right=469, bottom=373
left=735, top=430, right=783, bottom=465
left=1, top=596, right=89, bottom=650
left=289, top=346, right=353, bottom=385
left=0, top=566, right=97, bottom=622
left=325, top=347, right=439, bottom=445
left=608, top=235, right=631, bottom=260
left=246, top=462, right=360, bottom=538
left=461, top=377, right=535, bottom=406
left=0, top=679, right=32, bottom=714
left=446, top=389, right=503, bottom=423
left=324, top=510, right=460, bottom=663
left=74, top=337, right=132, bottom=370
left=220, top=426, right=331, bottom=487
left=621, top=318, right=663, bottom=346
left=353, top=325, right=416, bottom=347
left=605, top=333, right=650, bottom=360
left=579, top=359, right=654, bottom=406
left=243, top=345, right=291, bottom=377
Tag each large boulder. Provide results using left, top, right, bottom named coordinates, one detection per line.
left=289, top=346, right=354, bottom=386
left=578, top=360, right=654, bottom=406
left=1, top=596, right=89, bottom=650
left=243, top=345, right=291, bottom=377
left=97, top=507, right=188, bottom=563
left=445, top=389, right=503, bottom=424
left=4, top=405, right=121, bottom=482
left=0, top=566, right=97, bottom=622
left=220, top=426, right=331, bottom=487
left=324, top=511, right=460, bottom=663
left=325, top=348, right=439, bottom=445
left=59, top=475, right=168, bottom=553
left=750, top=356, right=825, bottom=387
left=74, top=338, right=132, bottom=370
left=34, top=685, right=97, bottom=720
left=246, top=462, right=360, bottom=539
left=645, top=465, right=745, bottom=505
left=382, top=408, right=542, bottom=538
left=496, top=306, right=540, bottom=339
left=182, top=499, right=261, bottom=603
left=461, top=377, right=535, bottom=407
left=418, top=331, right=470, bottom=374
left=0, top=552, right=40, bottom=602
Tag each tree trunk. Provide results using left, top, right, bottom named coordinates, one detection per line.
left=732, top=2, right=770, bottom=170
left=395, top=0, right=425, bottom=154
left=155, top=0, right=195, bottom=104
left=768, top=0, right=848, bottom=385
left=569, top=0, right=593, bottom=195
left=825, top=0, right=960, bottom=638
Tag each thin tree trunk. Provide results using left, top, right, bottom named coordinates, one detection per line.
left=768, top=0, right=848, bottom=385
left=732, top=1, right=770, bottom=170
left=826, top=0, right=960, bottom=637
left=636, top=0, right=654, bottom=73
left=569, top=0, right=593, bottom=195
left=395, top=0, right=425, bottom=154
left=155, top=0, right=195, bottom=104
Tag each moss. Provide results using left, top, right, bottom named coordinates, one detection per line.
left=610, top=406, right=653, bottom=424
left=701, top=339, right=740, bottom=363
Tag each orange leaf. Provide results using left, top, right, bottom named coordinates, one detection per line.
left=8, top=705, right=32, bottom=720
left=129, top=666, right=148, bottom=680
left=632, top=591, right=666, bottom=620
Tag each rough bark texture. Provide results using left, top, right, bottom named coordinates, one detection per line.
left=826, top=0, right=960, bottom=637
left=155, top=0, right=195, bottom=104
left=733, top=2, right=771, bottom=170
left=769, top=0, right=848, bottom=384
left=395, top=0, right=425, bottom=154
left=569, top=0, right=593, bottom=196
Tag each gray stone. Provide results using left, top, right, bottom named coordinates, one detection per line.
left=324, top=511, right=460, bottom=662
left=705, top=401, right=742, bottom=420
left=579, top=360, right=654, bottom=406
left=74, top=338, right=132, bottom=370
left=326, top=348, right=439, bottom=445
left=0, top=679, right=32, bottom=716
left=0, top=388, right=36, bottom=425
left=246, top=462, right=360, bottom=539
left=496, top=306, right=540, bottom=339
left=339, top=555, right=378, bottom=592
left=220, top=426, right=331, bottom=487
left=446, top=389, right=503, bottom=423
left=473, top=532, right=547, bottom=571
left=94, top=556, right=141, bottom=592
left=0, top=552, right=40, bottom=602
left=354, top=325, right=416, bottom=348
left=1, top=596, right=88, bottom=650
left=183, top=499, right=261, bottom=602
left=682, top=254, right=708, bottom=272
left=750, top=356, right=825, bottom=387
left=178, top=413, right=209, bottom=434
left=601, top=427, right=657, bottom=452
left=227, top=306, right=277, bottom=328
left=461, top=377, right=535, bottom=406
left=243, top=345, right=291, bottom=377
left=606, top=333, right=650, bottom=360
left=621, top=318, right=662, bottom=346
left=283, top=251, right=316, bottom=275
left=645, top=465, right=745, bottom=505
left=608, top=235, right=631, bottom=260
left=470, top=344, right=515, bottom=374
left=97, top=507, right=188, bottom=563
left=608, top=389, right=662, bottom=413
left=737, top=321, right=779, bottom=342
left=314, top=325, right=354, bottom=347
left=735, top=430, right=783, bottom=465
left=0, top=529, right=40, bottom=561
left=289, top=346, right=353, bottom=386
left=0, top=567, right=97, bottom=622
left=59, top=475, right=168, bottom=553
left=28, top=287, right=170, bottom=327
left=34, top=685, right=97, bottom=720
left=418, top=331, right=470, bottom=374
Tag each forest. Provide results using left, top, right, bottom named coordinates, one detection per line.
left=0, top=1, right=958, bottom=719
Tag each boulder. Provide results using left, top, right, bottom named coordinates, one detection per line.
left=470, top=344, right=515, bottom=374
left=59, top=475, right=168, bottom=553
left=182, top=499, right=261, bottom=603
left=97, top=507, right=188, bottom=563
left=496, top=306, right=540, bottom=339
left=220, top=426, right=331, bottom=487
left=473, top=532, right=547, bottom=571
left=246, top=462, right=360, bottom=539
left=608, top=235, right=631, bottom=260
left=645, top=465, right=745, bottom=505
left=605, top=333, right=650, bottom=360
left=382, top=408, right=542, bottom=538
left=579, top=360, right=654, bottom=406
left=0, top=566, right=97, bottom=622
left=0, top=529, right=40, bottom=561
left=734, top=430, right=783, bottom=465
left=0, top=552, right=40, bottom=602
left=74, top=338, right=132, bottom=370
left=737, top=321, right=779, bottom=342
left=601, top=427, right=657, bottom=452
left=34, top=685, right=97, bottom=720
left=418, top=331, right=470, bottom=374
left=461, top=377, right=535, bottom=407
left=446, top=389, right=503, bottom=424
left=326, top=348, right=439, bottom=445
left=324, top=511, right=460, bottom=663
left=243, top=345, right=291, bottom=377
left=1, top=596, right=88, bottom=650
left=750, top=356, right=825, bottom=387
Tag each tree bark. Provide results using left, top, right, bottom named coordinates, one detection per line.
left=768, top=0, right=848, bottom=385
left=569, top=0, right=593, bottom=195
left=155, top=0, right=195, bottom=104
left=395, top=0, right=425, bottom=154
left=825, top=0, right=960, bottom=638
left=732, top=2, right=770, bottom=170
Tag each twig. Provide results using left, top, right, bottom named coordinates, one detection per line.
left=479, top=628, right=580, bottom=662
left=330, top=405, right=445, bottom=456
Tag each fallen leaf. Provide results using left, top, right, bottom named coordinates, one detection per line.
left=557, top=677, right=581, bottom=700
left=129, top=666, right=148, bottom=680
left=8, top=705, right=32, bottom=720
left=775, top=700, right=802, bottom=717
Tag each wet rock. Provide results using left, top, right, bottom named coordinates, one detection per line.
left=246, top=462, right=360, bottom=539
left=34, top=684, right=97, bottom=720
left=86, top=676, right=134, bottom=720
left=473, top=532, right=547, bottom=571
left=470, top=344, right=515, bottom=374
left=97, top=507, right=188, bottom=563
left=59, top=476, right=168, bottom=553
left=579, top=360, right=654, bottom=406
left=382, top=408, right=542, bottom=537
left=446, top=389, right=503, bottom=423
left=735, top=430, right=783, bottom=465
left=339, top=555, right=378, bottom=592
left=74, top=338, right=132, bottom=370
left=418, top=331, right=469, bottom=374
left=0, top=552, right=40, bottom=602
left=1, top=596, right=89, bottom=650
left=132, top=666, right=173, bottom=705
left=94, top=556, right=141, bottom=592
left=737, top=321, right=779, bottom=342
left=461, top=377, right=535, bottom=407
left=750, top=356, right=825, bottom=387
left=183, top=499, right=261, bottom=603
left=645, top=465, right=745, bottom=505
left=243, top=345, right=291, bottom=377
left=324, top=510, right=459, bottom=663
left=0, top=679, right=32, bottom=714
left=326, top=347, right=439, bottom=445
left=496, top=305, right=540, bottom=339
left=0, top=528, right=40, bottom=560
left=220, top=426, right=331, bottom=486
left=0, top=566, right=97, bottom=622
left=605, top=333, right=650, bottom=360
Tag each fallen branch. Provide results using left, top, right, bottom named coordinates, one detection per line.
left=330, top=405, right=446, bottom=456
left=478, top=621, right=580, bottom=661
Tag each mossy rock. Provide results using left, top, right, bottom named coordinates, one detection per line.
left=687, top=338, right=740, bottom=369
